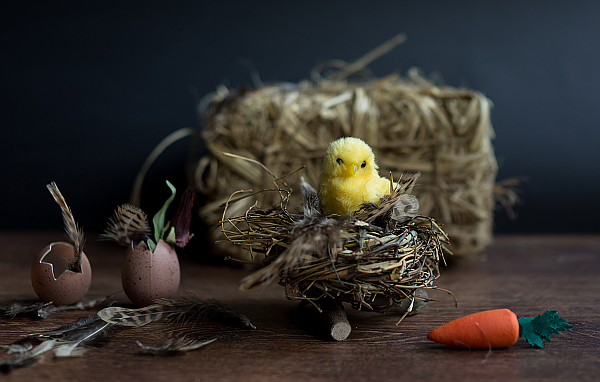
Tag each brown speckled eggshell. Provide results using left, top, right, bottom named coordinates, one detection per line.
left=122, top=239, right=180, bottom=307
left=31, top=241, right=92, bottom=305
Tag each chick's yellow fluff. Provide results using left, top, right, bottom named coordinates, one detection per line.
left=318, top=137, right=392, bottom=215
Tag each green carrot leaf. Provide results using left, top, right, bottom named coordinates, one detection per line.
left=518, top=311, right=572, bottom=348
left=518, top=317, right=543, bottom=347
left=152, top=180, right=177, bottom=245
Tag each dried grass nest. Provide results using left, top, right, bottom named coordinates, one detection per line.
left=221, top=169, right=453, bottom=315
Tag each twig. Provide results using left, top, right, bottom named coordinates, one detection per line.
left=319, top=299, right=351, bottom=341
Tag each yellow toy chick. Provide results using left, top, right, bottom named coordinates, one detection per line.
left=318, top=137, right=392, bottom=215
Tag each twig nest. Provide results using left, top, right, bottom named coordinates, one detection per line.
left=223, top=173, right=451, bottom=315
left=31, top=242, right=92, bottom=305
left=122, top=240, right=180, bottom=307
left=279, top=215, right=445, bottom=313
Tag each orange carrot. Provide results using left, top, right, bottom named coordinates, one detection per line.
left=427, top=309, right=519, bottom=349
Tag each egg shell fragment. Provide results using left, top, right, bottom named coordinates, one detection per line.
left=31, top=241, right=92, bottom=305
left=122, top=239, right=180, bottom=307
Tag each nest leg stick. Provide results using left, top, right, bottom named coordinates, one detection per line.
left=319, top=299, right=351, bottom=341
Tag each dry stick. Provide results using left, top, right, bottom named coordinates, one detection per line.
left=129, top=127, right=196, bottom=207
left=326, top=32, right=407, bottom=80
left=319, top=299, right=351, bottom=341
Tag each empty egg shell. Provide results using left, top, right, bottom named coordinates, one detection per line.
left=31, top=241, right=92, bottom=305
left=122, top=239, right=180, bottom=307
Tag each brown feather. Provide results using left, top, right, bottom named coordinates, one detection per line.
left=1, top=315, right=114, bottom=372
left=240, top=214, right=346, bottom=291
left=0, top=339, right=56, bottom=373
left=239, top=178, right=346, bottom=291
left=46, top=182, right=85, bottom=272
left=100, top=204, right=151, bottom=246
left=137, top=336, right=216, bottom=356
left=97, top=295, right=255, bottom=329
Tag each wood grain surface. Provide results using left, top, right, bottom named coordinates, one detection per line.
left=1, top=232, right=599, bottom=382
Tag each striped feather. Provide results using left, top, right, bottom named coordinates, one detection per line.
left=101, top=204, right=151, bottom=246
left=97, top=295, right=255, bottom=329
left=46, top=182, right=85, bottom=272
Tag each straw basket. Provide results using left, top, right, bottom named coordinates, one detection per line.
left=196, top=69, right=498, bottom=259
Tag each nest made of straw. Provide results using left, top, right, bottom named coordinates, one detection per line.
left=221, top=171, right=450, bottom=314
left=196, top=68, right=507, bottom=259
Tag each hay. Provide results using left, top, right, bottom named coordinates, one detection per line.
left=220, top=170, right=452, bottom=314
left=196, top=68, right=498, bottom=258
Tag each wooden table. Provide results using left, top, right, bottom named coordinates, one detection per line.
left=1, top=232, right=599, bottom=381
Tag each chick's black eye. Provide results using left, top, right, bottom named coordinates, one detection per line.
left=361, top=161, right=366, bottom=168
left=336, top=158, right=343, bottom=165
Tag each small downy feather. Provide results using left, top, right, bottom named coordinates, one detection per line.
left=30, top=315, right=100, bottom=338
left=46, top=182, right=86, bottom=272
left=0, top=339, right=56, bottom=373
left=100, top=203, right=151, bottom=246
left=300, top=176, right=321, bottom=218
left=1, top=343, right=33, bottom=355
left=97, top=295, right=255, bottom=329
left=0, top=300, right=53, bottom=319
left=0, top=293, right=118, bottom=319
left=239, top=216, right=344, bottom=290
left=354, top=172, right=421, bottom=231
left=1, top=315, right=111, bottom=373
left=240, top=178, right=345, bottom=290
left=137, top=336, right=216, bottom=356
left=52, top=319, right=112, bottom=357
left=30, top=315, right=113, bottom=357
left=391, top=194, right=419, bottom=223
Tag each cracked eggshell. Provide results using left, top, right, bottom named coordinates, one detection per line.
left=31, top=241, right=92, bottom=305
left=122, top=239, right=180, bottom=307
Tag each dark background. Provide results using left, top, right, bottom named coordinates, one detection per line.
left=2, top=1, right=599, bottom=235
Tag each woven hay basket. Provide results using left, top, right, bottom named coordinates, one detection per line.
left=195, top=67, right=499, bottom=259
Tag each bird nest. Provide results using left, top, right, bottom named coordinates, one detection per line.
left=220, top=170, right=451, bottom=314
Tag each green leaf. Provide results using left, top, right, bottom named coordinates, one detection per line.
left=160, top=222, right=172, bottom=242
left=518, top=311, right=572, bottom=348
left=165, top=227, right=176, bottom=245
left=147, top=238, right=157, bottom=253
left=151, top=181, right=177, bottom=245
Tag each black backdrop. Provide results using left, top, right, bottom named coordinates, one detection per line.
left=2, top=1, right=600, bottom=234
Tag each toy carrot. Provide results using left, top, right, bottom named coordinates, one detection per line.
left=427, top=309, right=571, bottom=349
